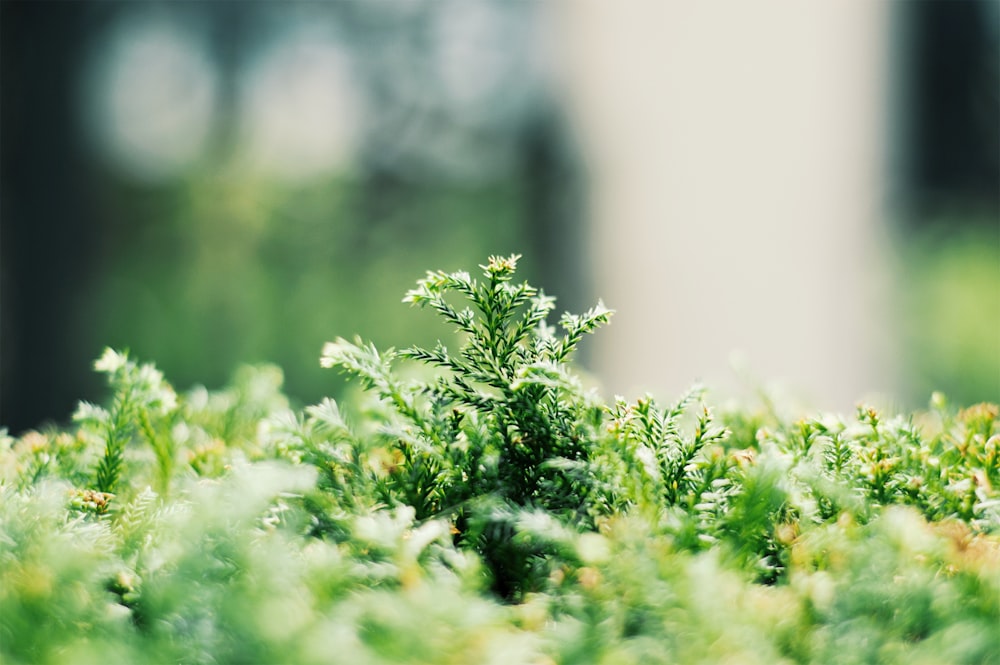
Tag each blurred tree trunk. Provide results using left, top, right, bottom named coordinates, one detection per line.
left=902, top=0, right=999, bottom=222
left=1, top=2, right=102, bottom=432
left=520, top=111, right=591, bottom=351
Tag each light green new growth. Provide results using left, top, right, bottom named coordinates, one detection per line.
left=80, top=348, right=178, bottom=497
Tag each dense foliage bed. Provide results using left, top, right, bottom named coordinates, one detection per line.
left=2, top=256, right=997, bottom=664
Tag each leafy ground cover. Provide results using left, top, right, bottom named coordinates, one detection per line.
left=2, top=255, right=998, bottom=664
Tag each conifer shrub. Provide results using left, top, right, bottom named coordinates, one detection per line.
left=1, top=255, right=997, bottom=664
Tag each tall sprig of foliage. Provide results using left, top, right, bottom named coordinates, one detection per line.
left=321, top=255, right=613, bottom=598
left=75, top=349, right=178, bottom=498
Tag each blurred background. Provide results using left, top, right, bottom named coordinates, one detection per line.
left=1, top=0, right=997, bottom=434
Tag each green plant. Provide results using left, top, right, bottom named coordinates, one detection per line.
left=320, top=255, right=613, bottom=598
left=80, top=349, right=178, bottom=497
left=1, top=254, right=997, bottom=665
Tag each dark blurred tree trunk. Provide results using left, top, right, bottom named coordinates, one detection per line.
left=902, top=0, right=999, bottom=223
left=1, top=2, right=103, bottom=433
left=520, top=111, right=591, bottom=360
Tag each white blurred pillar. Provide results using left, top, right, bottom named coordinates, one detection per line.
left=555, top=1, right=894, bottom=409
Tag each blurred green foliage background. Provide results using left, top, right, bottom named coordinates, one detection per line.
left=896, top=224, right=999, bottom=407
left=1, top=1, right=996, bottom=433
left=80, top=173, right=533, bottom=419
left=2, top=2, right=590, bottom=431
